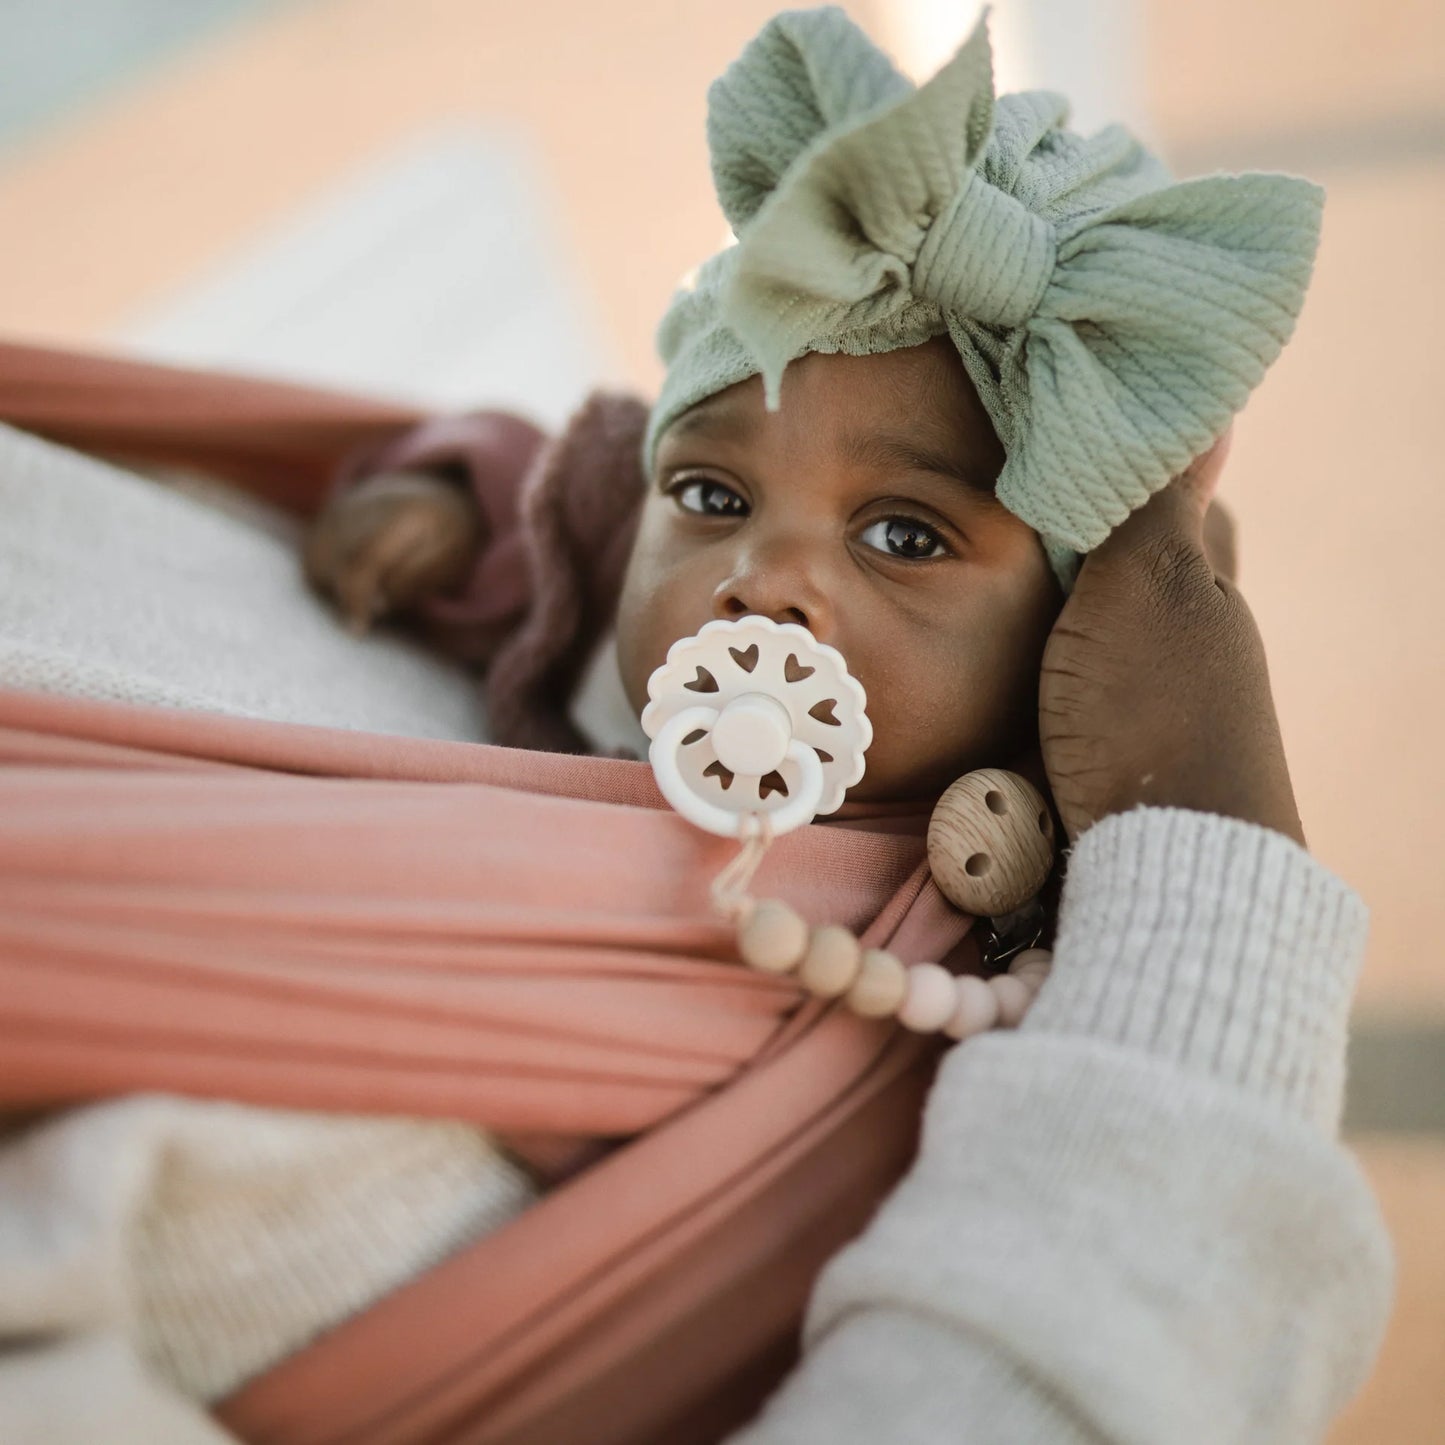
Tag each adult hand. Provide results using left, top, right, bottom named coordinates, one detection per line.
left=1037, top=428, right=1306, bottom=847
left=303, top=471, right=483, bottom=634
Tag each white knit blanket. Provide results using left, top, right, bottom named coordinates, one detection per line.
left=0, top=421, right=491, bottom=740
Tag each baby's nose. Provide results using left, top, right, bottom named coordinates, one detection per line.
left=712, top=544, right=832, bottom=638
left=716, top=592, right=808, bottom=629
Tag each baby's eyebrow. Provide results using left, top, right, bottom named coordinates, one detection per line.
left=842, top=431, right=1001, bottom=504
left=663, top=402, right=752, bottom=445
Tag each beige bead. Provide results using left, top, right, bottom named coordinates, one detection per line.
left=798, top=925, right=863, bottom=998
left=989, top=973, right=1034, bottom=1027
left=1009, top=948, right=1053, bottom=995
left=738, top=899, right=808, bottom=974
left=927, top=769, right=1055, bottom=917
left=846, top=948, right=909, bottom=1018
left=898, top=963, right=958, bottom=1033
left=1009, top=948, right=1054, bottom=974
left=943, top=974, right=1000, bottom=1040
left=1011, top=967, right=1051, bottom=999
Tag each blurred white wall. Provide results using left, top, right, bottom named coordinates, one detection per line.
left=879, top=0, right=1152, bottom=140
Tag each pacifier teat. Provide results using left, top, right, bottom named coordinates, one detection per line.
left=642, top=617, right=871, bottom=838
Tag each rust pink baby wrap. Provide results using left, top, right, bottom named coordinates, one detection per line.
left=0, top=342, right=974, bottom=1445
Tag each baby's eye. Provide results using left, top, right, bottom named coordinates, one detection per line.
left=859, top=517, right=948, bottom=560
left=672, top=477, right=749, bottom=518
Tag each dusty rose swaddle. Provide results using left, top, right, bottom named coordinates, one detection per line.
left=0, top=340, right=975, bottom=1444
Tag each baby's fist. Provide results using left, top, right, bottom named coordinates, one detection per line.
left=304, top=471, right=483, bottom=634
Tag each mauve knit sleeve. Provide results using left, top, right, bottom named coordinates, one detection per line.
left=332, top=410, right=549, bottom=664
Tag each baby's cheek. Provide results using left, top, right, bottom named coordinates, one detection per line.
left=615, top=583, right=668, bottom=717
left=846, top=632, right=994, bottom=798
left=615, top=536, right=716, bottom=715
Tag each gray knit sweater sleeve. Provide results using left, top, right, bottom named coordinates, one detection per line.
left=728, top=807, right=1395, bottom=1445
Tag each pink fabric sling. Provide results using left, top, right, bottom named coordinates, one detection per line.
left=0, top=342, right=974, bottom=1445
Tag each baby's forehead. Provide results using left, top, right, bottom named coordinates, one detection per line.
left=659, top=348, right=1002, bottom=494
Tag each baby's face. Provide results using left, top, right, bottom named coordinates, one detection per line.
left=617, top=339, right=1061, bottom=803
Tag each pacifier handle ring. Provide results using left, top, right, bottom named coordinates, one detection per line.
left=652, top=709, right=825, bottom=839
left=766, top=742, right=826, bottom=834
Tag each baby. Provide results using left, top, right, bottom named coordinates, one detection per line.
left=307, top=6, right=1317, bottom=825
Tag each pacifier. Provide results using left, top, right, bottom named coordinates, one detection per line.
left=641, top=616, right=872, bottom=838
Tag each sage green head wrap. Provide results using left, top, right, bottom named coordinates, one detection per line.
left=646, top=6, right=1324, bottom=586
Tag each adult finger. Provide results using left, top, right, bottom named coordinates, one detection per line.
left=1085, top=425, right=1233, bottom=576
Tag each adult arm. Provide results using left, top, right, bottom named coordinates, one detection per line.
left=726, top=438, right=1395, bottom=1444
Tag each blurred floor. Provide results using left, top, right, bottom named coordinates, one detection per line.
left=0, top=0, right=1438, bottom=1438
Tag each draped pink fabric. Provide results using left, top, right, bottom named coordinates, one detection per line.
left=0, top=338, right=426, bottom=511
left=0, top=341, right=975, bottom=1444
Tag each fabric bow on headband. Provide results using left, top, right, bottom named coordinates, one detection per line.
left=645, top=6, right=1324, bottom=585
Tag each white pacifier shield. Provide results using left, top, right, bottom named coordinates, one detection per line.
left=641, top=616, right=872, bottom=839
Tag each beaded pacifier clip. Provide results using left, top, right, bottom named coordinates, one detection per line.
left=642, top=617, right=1056, bottom=1040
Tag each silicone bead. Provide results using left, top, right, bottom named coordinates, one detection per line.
left=928, top=769, right=1054, bottom=916
left=989, top=972, right=1034, bottom=1028
left=845, top=948, right=909, bottom=1018
left=798, top=925, right=863, bottom=998
left=1009, top=948, right=1053, bottom=995
left=898, top=962, right=958, bottom=1033
left=1009, top=948, right=1054, bottom=975
left=738, top=900, right=808, bottom=974
left=943, top=974, right=1000, bottom=1040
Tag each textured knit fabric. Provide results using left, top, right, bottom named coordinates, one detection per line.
left=0, top=1105, right=534, bottom=1442
left=648, top=8, right=1324, bottom=585
left=0, top=422, right=490, bottom=742
left=0, top=1100, right=535, bottom=1408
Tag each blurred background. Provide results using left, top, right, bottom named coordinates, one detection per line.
left=0, top=0, right=1438, bottom=1435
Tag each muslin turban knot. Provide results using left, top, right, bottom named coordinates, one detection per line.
left=645, top=6, right=1325, bottom=587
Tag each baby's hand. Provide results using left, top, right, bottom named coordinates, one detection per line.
left=303, top=471, right=483, bottom=634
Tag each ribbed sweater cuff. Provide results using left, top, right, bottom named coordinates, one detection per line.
left=1021, top=808, right=1369, bottom=1133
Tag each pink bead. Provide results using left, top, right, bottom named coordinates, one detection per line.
left=943, top=974, right=1000, bottom=1041
left=990, top=973, right=1034, bottom=1027
left=897, top=962, right=958, bottom=1033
